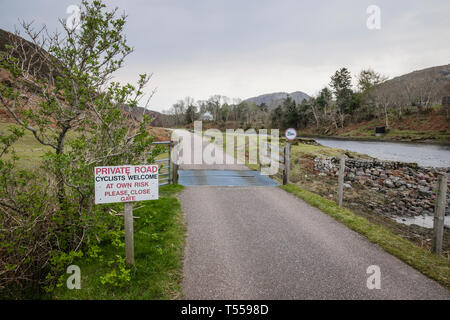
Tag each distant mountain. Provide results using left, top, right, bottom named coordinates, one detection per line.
left=244, top=91, right=310, bottom=109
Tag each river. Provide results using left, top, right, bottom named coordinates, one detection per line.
left=314, top=138, right=450, bottom=168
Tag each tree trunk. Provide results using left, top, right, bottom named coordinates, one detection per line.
left=384, top=105, right=389, bottom=128
left=56, top=125, right=69, bottom=207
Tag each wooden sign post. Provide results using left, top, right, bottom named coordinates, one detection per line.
left=283, top=142, right=291, bottom=185
left=123, top=202, right=135, bottom=265
left=94, top=165, right=159, bottom=265
left=432, top=174, right=447, bottom=254
left=337, top=158, right=345, bottom=207
left=283, top=128, right=297, bottom=185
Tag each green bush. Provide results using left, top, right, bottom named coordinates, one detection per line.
left=0, top=0, right=163, bottom=298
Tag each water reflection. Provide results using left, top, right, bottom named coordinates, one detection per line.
left=315, top=138, right=450, bottom=168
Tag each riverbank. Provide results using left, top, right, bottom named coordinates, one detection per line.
left=311, top=138, right=450, bottom=168
left=300, top=109, right=450, bottom=144
left=299, top=133, right=450, bottom=146
left=287, top=142, right=450, bottom=255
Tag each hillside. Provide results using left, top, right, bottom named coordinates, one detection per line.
left=0, top=28, right=169, bottom=132
left=0, top=28, right=60, bottom=82
left=119, top=104, right=172, bottom=127
left=302, top=64, right=450, bottom=142
left=244, top=91, right=310, bottom=109
left=302, top=109, right=450, bottom=142
left=373, top=64, right=450, bottom=106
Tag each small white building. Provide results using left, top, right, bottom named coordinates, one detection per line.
left=199, top=111, right=214, bottom=121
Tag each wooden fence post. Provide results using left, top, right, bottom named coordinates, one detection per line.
left=283, top=142, right=290, bottom=185
left=337, top=158, right=345, bottom=207
left=173, top=163, right=179, bottom=184
left=172, top=141, right=179, bottom=184
left=124, top=202, right=135, bottom=265
left=432, top=174, right=447, bottom=254
left=168, top=142, right=172, bottom=184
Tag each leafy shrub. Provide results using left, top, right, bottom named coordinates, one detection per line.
left=0, top=156, right=57, bottom=298
left=0, top=0, right=163, bottom=298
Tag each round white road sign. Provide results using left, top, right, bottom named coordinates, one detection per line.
left=285, top=128, right=297, bottom=141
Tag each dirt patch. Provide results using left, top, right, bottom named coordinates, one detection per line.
left=148, top=127, right=171, bottom=141
left=391, top=112, right=449, bottom=132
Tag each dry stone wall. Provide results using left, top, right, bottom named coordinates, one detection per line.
left=314, top=158, right=450, bottom=217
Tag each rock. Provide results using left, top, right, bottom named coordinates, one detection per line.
left=384, top=179, right=394, bottom=188
left=418, top=187, right=432, bottom=197
left=356, top=177, right=366, bottom=185
left=365, top=180, right=375, bottom=187
left=417, top=173, right=426, bottom=180
left=346, top=172, right=356, bottom=181
left=313, top=157, right=440, bottom=220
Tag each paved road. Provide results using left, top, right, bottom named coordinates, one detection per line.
left=177, top=130, right=449, bottom=299
left=173, top=129, right=248, bottom=171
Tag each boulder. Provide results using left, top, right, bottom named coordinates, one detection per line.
left=418, top=187, right=432, bottom=197
left=384, top=179, right=394, bottom=188
left=346, top=172, right=356, bottom=181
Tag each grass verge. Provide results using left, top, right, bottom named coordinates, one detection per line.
left=52, top=184, right=186, bottom=300
left=280, top=184, right=450, bottom=291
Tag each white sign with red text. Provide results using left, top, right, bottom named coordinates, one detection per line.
left=94, top=165, right=159, bottom=204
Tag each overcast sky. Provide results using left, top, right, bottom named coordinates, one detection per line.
left=1, top=0, right=449, bottom=111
